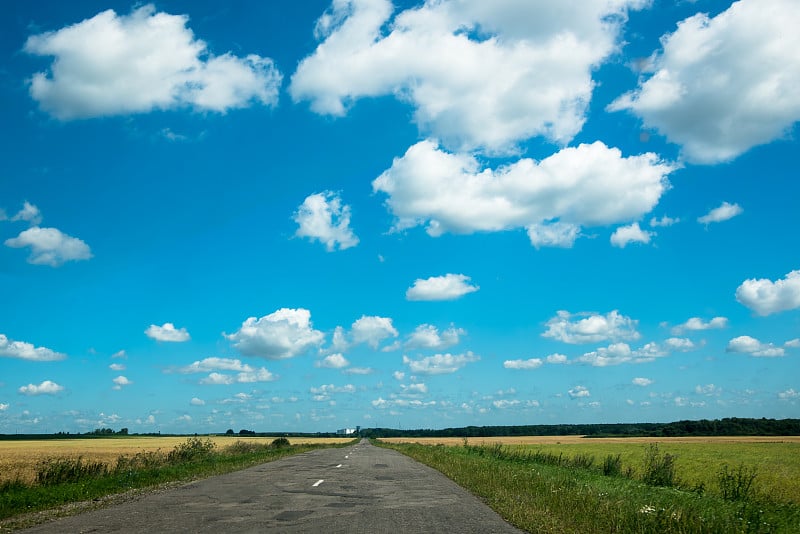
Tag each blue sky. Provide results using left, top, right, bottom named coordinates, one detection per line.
left=1, top=0, right=798, bottom=434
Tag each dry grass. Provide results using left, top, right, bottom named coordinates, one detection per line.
left=0, top=436, right=354, bottom=484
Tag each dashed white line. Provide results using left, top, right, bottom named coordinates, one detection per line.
left=312, top=479, right=324, bottom=487
left=335, top=464, right=343, bottom=468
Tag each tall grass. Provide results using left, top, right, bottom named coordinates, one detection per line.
left=381, top=441, right=800, bottom=533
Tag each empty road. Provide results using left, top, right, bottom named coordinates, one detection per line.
left=20, top=440, right=524, bottom=533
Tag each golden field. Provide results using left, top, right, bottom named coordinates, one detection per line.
left=379, top=435, right=800, bottom=445
left=0, top=436, right=354, bottom=484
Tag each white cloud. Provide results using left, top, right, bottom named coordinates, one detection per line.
left=0, top=403, right=8, bottom=411
left=109, top=363, right=126, bottom=371
left=343, top=367, right=374, bottom=375
left=543, top=310, right=640, bottom=344
left=10, top=202, right=43, bottom=225
left=735, top=270, right=800, bottom=316
left=24, top=5, right=281, bottom=119
left=406, top=273, right=479, bottom=301
left=695, top=384, right=720, bottom=396
left=291, top=0, right=646, bottom=154
left=190, top=397, right=205, bottom=406
left=176, top=357, right=258, bottom=375
left=664, top=338, right=695, bottom=351
left=293, top=191, right=359, bottom=251
left=405, top=324, right=464, bottom=350
left=632, top=377, right=653, bottom=387
left=610, top=222, right=654, bottom=248
left=200, top=373, right=234, bottom=385
left=568, top=386, right=590, bottom=399
left=608, top=0, right=800, bottom=163
left=671, top=316, right=728, bottom=335
left=350, top=316, right=398, bottom=348
left=493, top=399, right=521, bottom=409
left=310, top=383, right=356, bottom=401
left=649, top=215, right=679, bottom=227
left=546, top=353, right=568, bottom=364
left=786, top=339, right=800, bottom=349
left=226, top=308, right=324, bottom=359
left=111, top=350, right=127, bottom=359
left=393, top=371, right=405, bottom=381
left=577, top=342, right=668, bottom=367
left=0, top=334, right=66, bottom=361
left=401, top=383, right=428, bottom=395
left=726, top=335, right=785, bottom=357
left=373, top=141, right=674, bottom=245
left=145, top=323, right=190, bottom=342
left=316, top=353, right=350, bottom=369
left=236, top=368, right=276, bottom=383
left=402, top=352, right=479, bottom=375
left=697, top=202, right=743, bottom=225
left=112, top=376, right=132, bottom=390
left=778, top=389, right=798, bottom=400
left=18, top=380, right=64, bottom=396
left=5, top=227, right=92, bottom=267
left=503, top=358, right=543, bottom=370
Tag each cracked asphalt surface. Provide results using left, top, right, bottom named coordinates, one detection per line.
left=19, top=440, right=524, bottom=533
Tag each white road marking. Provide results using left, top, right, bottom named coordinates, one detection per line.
left=313, top=479, right=324, bottom=487
left=344, top=455, right=349, bottom=459
left=335, top=464, right=343, bottom=468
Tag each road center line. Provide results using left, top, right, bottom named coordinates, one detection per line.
left=335, top=464, right=343, bottom=468
left=312, top=479, right=324, bottom=487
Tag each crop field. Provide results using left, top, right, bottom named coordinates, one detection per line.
left=0, top=436, right=353, bottom=484
left=381, top=435, right=800, bottom=504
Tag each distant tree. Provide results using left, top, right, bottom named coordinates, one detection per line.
left=118, top=428, right=129, bottom=435
left=239, top=429, right=255, bottom=436
left=225, top=429, right=235, bottom=435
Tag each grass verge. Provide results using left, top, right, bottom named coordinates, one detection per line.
left=0, top=437, right=351, bottom=528
left=379, top=440, right=800, bottom=533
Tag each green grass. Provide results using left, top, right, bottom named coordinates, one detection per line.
left=380, top=441, right=800, bottom=533
left=0, top=437, right=350, bottom=523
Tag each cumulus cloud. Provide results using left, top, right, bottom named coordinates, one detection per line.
left=176, top=357, right=252, bottom=374
left=649, top=215, right=679, bottom=227
left=5, top=227, right=92, bottom=267
left=0, top=403, right=8, bottom=411
left=778, top=389, right=799, bottom=400
left=199, top=373, right=234, bottom=385
left=405, top=324, right=464, bottom=350
left=109, top=363, right=126, bottom=371
left=568, top=386, right=590, bottom=399
left=735, top=270, right=800, bottom=316
left=503, top=358, right=543, bottom=370
left=546, top=353, right=568, bottom=364
left=350, top=316, right=398, bottom=348
left=671, top=316, right=728, bottom=335
left=18, top=380, right=64, bottom=396
left=112, top=376, right=132, bottom=390
left=786, top=339, right=800, bottom=349
left=293, top=191, right=359, bottom=251
left=402, top=352, right=479, bottom=375
left=0, top=334, right=66, bottom=361
left=24, top=5, right=281, bottom=119
left=697, top=202, right=743, bottom=225
left=190, top=397, right=205, bottom=406
left=406, top=273, right=479, bottom=301
left=145, top=323, right=190, bottom=342
left=401, top=383, right=428, bottom=395
left=291, top=0, right=647, bottom=154
left=610, top=222, right=654, bottom=248
left=632, top=377, right=653, bottom=386
left=577, top=342, right=668, bottom=367
left=236, top=368, right=276, bottom=383
left=316, top=353, right=350, bottom=369
left=608, top=0, right=800, bottom=163
left=10, top=202, right=43, bottom=226
left=542, top=310, right=640, bottom=344
left=726, top=335, right=784, bottom=357
left=373, top=141, right=674, bottom=245
left=226, top=308, right=324, bottom=359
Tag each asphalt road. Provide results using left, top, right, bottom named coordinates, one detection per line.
left=20, top=440, right=524, bottom=533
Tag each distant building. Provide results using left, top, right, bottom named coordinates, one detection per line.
left=337, top=427, right=357, bottom=435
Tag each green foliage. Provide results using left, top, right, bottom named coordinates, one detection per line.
left=602, top=453, right=623, bottom=477
left=166, top=437, right=216, bottom=463
left=642, top=444, right=677, bottom=487
left=271, top=437, right=290, bottom=449
left=35, top=457, right=108, bottom=486
left=719, top=463, right=759, bottom=502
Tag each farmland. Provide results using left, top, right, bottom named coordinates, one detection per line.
left=0, top=436, right=353, bottom=485
left=379, top=436, right=800, bottom=533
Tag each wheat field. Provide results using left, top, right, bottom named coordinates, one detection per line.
left=0, top=436, right=354, bottom=484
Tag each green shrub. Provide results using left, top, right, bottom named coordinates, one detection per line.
left=642, top=444, right=677, bottom=487
left=718, top=463, right=758, bottom=502
left=271, top=437, right=290, bottom=449
left=570, top=453, right=595, bottom=470
left=167, top=437, right=216, bottom=463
